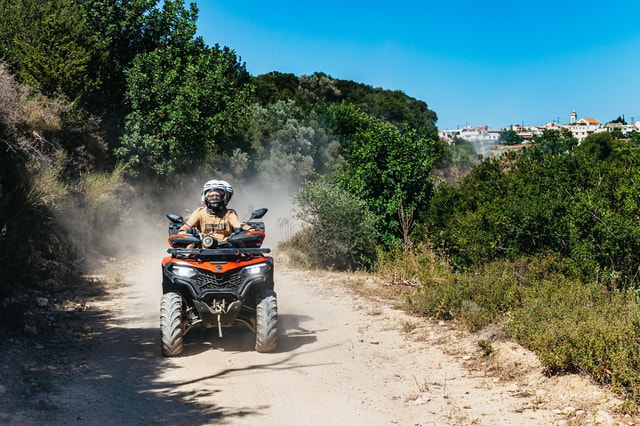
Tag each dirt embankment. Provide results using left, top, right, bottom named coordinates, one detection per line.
left=0, top=251, right=636, bottom=425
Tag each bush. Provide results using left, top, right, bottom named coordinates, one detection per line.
left=405, top=257, right=525, bottom=331
left=425, top=138, right=640, bottom=289
left=288, top=179, right=378, bottom=271
left=506, top=279, right=640, bottom=399
left=403, top=252, right=640, bottom=402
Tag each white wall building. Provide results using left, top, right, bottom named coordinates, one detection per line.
left=439, top=112, right=638, bottom=152
left=568, top=116, right=603, bottom=141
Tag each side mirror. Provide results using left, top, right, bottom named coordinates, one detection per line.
left=167, top=213, right=185, bottom=224
left=249, top=208, right=268, bottom=221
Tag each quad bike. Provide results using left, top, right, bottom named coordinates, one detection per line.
left=160, top=208, right=278, bottom=356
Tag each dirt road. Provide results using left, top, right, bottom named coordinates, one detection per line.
left=1, top=250, right=633, bottom=425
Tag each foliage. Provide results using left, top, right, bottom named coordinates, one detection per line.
left=334, top=78, right=438, bottom=136
left=506, top=277, right=640, bottom=399
left=75, top=0, right=222, bottom=151
left=498, top=129, right=522, bottom=145
left=330, top=103, right=444, bottom=246
left=530, top=128, right=578, bottom=154
left=252, top=72, right=301, bottom=106
left=289, top=179, right=378, bottom=271
left=0, top=0, right=98, bottom=100
left=60, top=164, right=133, bottom=255
left=115, top=41, right=252, bottom=179
left=405, top=256, right=525, bottom=331
left=576, top=131, right=613, bottom=160
left=0, top=65, right=89, bottom=300
left=252, top=72, right=438, bottom=136
left=426, top=131, right=640, bottom=288
left=238, top=100, right=342, bottom=188
left=401, top=251, right=640, bottom=401
left=432, top=136, right=479, bottom=185
left=610, top=115, right=627, bottom=125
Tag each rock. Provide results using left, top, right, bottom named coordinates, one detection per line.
left=39, top=278, right=60, bottom=293
left=569, top=377, right=588, bottom=389
left=595, top=410, right=613, bottom=424
left=414, top=394, right=432, bottom=405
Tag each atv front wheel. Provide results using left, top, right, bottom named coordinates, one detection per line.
left=160, top=292, right=184, bottom=356
left=255, top=289, right=278, bottom=353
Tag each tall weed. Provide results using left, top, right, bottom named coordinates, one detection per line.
left=59, top=163, right=132, bottom=256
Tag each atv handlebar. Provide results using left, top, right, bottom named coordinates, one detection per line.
left=167, top=247, right=271, bottom=256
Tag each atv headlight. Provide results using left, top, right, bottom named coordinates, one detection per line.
left=242, top=263, right=270, bottom=275
left=170, top=264, right=198, bottom=278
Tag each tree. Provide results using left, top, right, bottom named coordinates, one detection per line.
left=576, top=132, right=613, bottom=161
left=240, top=100, right=341, bottom=188
left=115, top=43, right=252, bottom=179
left=433, top=136, right=479, bottom=184
left=0, top=0, right=98, bottom=100
left=76, top=0, right=163, bottom=112
left=610, top=115, right=627, bottom=125
left=252, top=72, right=439, bottom=138
left=499, top=129, right=523, bottom=145
left=331, top=104, right=443, bottom=245
left=531, top=128, right=578, bottom=155
left=426, top=129, right=640, bottom=287
left=334, top=79, right=438, bottom=136
left=76, top=0, right=206, bottom=150
left=252, top=72, right=300, bottom=106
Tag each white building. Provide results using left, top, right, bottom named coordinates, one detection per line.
left=568, top=115, right=603, bottom=141
left=438, top=125, right=502, bottom=143
left=439, top=112, right=638, bottom=152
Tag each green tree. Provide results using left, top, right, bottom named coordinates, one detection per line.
left=252, top=72, right=439, bottom=137
left=576, top=132, right=613, bottom=160
left=531, top=128, right=578, bottom=155
left=76, top=0, right=206, bottom=151
left=335, top=78, right=438, bottom=136
left=241, top=100, right=341, bottom=188
left=498, top=129, right=523, bottom=145
left=610, top=115, right=627, bottom=125
left=433, top=136, right=479, bottom=184
left=252, top=72, right=300, bottom=106
left=76, top=0, right=162, bottom=112
left=0, top=0, right=97, bottom=99
left=426, top=130, right=640, bottom=287
left=115, top=42, right=252, bottom=179
left=331, top=104, right=443, bottom=245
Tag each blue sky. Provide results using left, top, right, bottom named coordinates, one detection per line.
left=195, top=1, right=640, bottom=130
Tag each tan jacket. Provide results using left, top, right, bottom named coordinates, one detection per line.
left=179, top=207, right=248, bottom=242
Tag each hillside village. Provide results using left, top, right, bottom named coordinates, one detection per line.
left=439, top=111, right=640, bottom=156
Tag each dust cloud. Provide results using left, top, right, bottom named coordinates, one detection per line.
left=114, top=174, right=302, bottom=263
left=51, top=172, right=302, bottom=326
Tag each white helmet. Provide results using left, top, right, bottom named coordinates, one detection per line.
left=201, top=179, right=234, bottom=205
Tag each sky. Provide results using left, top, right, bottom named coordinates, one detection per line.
left=195, top=1, right=640, bottom=130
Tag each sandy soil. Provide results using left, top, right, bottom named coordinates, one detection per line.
left=1, top=249, right=637, bottom=426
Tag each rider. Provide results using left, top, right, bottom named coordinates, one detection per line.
left=179, top=179, right=252, bottom=242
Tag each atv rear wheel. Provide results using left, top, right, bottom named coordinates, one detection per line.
left=160, top=292, right=184, bottom=356
left=255, top=289, right=278, bottom=353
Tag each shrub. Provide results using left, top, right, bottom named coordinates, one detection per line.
left=506, top=279, right=640, bottom=399
left=404, top=253, right=640, bottom=401
left=289, top=179, right=378, bottom=271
